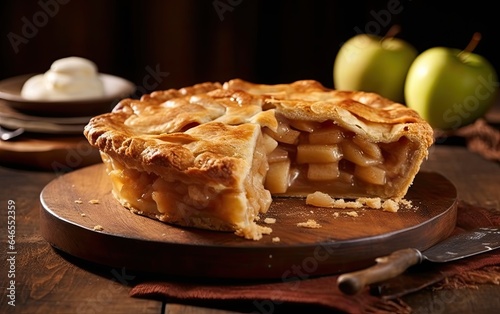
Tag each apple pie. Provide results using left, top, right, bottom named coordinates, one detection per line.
left=84, top=79, right=433, bottom=240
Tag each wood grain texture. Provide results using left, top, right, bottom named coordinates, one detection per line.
left=0, top=134, right=101, bottom=171
left=39, top=164, right=457, bottom=279
left=0, top=166, right=163, bottom=314
left=403, top=284, right=500, bottom=314
left=1, top=128, right=499, bottom=313
left=421, top=145, right=500, bottom=211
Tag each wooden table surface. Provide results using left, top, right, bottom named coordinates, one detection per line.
left=1, top=108, right=499, bottom=313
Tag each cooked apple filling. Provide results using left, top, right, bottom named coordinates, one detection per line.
left=97, top=121, right=273, bottom=240
left=84, top=79, right=434, bottom=240
left=263, top=114, right=419, bottom=199
left=101, top=151, right=272, bottom=237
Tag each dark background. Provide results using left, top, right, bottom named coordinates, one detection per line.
left=1, top=0, right=499, bottom=94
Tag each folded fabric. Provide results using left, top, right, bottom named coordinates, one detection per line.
left=130, top=201, right=500, bottom=313
left=435, top=118, right=500, bottom=162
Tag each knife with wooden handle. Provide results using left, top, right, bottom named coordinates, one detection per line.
left=337, top=227, right=500, bottom=295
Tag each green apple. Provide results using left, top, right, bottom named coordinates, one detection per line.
left=333, top=32, right=418, bottom=103
left=404, top=41, right=498, bottom=130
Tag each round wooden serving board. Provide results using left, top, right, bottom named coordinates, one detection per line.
left=40, top=163, right=458, bottom=279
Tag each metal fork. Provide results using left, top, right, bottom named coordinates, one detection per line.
left=0, top=126, right=25, bottom=141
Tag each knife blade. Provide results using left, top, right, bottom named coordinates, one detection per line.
left=337, top=227, right=500, bottom=295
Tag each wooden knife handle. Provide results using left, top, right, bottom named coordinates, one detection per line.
left=337, top=248, right=423, bottom=295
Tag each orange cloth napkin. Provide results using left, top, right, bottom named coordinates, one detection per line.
left=130, top=201, right=500, bottom=313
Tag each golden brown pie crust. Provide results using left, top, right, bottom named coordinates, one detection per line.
left=84, top=79, right=434, bottom=240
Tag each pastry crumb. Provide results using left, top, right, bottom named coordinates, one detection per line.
left=93, top=225, right=104, bottom=231
left=333, top=212, right=339, bottom=218
left=235, top=224, right=272, bottom=241
left=272, top=237, right=281, bottom=243
left=306, top=192, right=362, bottom=209
left=306, top=191, right=414, bottom=213
left=74, top=199, right=83, bottom=204
left=80, top=213, right=86, bottom=217
left=382, top=199, right=399, bottom=212
left=264, top=217, right=276, bottom=224
left=89, top=199, right=100, bottom=204
left=345, top=211, right=359, bottom=217
left=400, top=199, right=413, bottom=208
left=297, top=219, right=322, bottom=229
left=357, top=197, right=382, bottom=209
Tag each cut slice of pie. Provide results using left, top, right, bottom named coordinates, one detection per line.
left=84, top=79, right=434, bottom=240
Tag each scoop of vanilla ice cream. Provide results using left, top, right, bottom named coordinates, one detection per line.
left=21, top=57, right=105, bottom=101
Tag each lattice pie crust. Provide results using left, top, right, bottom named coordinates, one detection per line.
left=84, top=79, right=434, bottom=240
